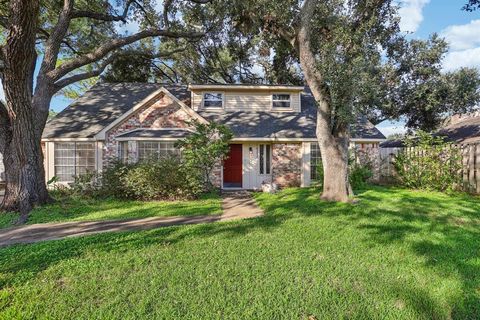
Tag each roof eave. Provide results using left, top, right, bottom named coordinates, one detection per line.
left=188, top=84, right=305, bottom=91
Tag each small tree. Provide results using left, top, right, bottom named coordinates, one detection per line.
left=176, top=121, right=233, bottom=190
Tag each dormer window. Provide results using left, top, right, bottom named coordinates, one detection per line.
left=272, top=94, right=291, bottom=109
left=203, top=92, right=224, bottom=108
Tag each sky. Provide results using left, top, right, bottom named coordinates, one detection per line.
left=377, top=0, right=480, bottom=136
left=1, top=1, right=479, bottom=137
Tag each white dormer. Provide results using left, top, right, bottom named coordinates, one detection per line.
left=189, top=84, right=304, bottom=112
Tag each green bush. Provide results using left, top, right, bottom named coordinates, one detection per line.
left=393, top=131, right=463, bottom=192
left=101, top=157, right=203, bottom=201
left=100, top=161, right=134, bottom=199
left=70, top=171, right=101, bottom=198
left=349, top=163, right=373, bottom=190
left=176, top=120, right=233, bottom=191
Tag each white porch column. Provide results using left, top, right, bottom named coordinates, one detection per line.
left=301, top=142, right=311, bottom=187
left=45, top=142, right=55, bottom=183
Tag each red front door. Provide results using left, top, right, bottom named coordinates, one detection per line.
left=223, top=144, right=242, bottom=187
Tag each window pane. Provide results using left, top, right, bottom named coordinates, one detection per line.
left=203, top=92, right=223, bottom=108
left=272, top=94, right=290, bottom=101
left=118, top=141, right=128, bottom=163
left=204, top=100, right=223, bottom=107
left=310, top=143, right=322, bottom=180
left=138, top=141, right=179, bottom=161
left=272, top=101, right=291, bottom=108
left=266, top=145, right=271, bottom=174
left=54, top=142, right=95, bottom=182
left=259, top=145, right=264, bottom=174
left=204, top=93, right=223, bottom=100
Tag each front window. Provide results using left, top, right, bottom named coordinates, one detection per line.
left=272, top=94, right=291, bottom=109
left=203, top=92, right=224, bottom=108
left=118, top=141, right=129, bottom=163
left=310, top=142, right=322, bottom=180
left=54, top=142, right=95, bottom=182
left=259, top=144, right=271, bottom=175
left=138, top=141, right=180, bottom=161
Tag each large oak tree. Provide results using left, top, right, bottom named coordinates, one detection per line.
left=204, top=0, right=404, bottom=201
left=0, top=0, right=205, bottom=218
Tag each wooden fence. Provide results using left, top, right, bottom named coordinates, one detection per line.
left=378, top=143, right=480, bottom=194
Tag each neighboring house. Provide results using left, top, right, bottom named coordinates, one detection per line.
left=40, top=83, right=386, bottom=189
left=380, top=112, right=480, bottom=149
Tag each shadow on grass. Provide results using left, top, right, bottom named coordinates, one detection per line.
left=1, top=185, right=479, bottom=318
left=19, top=192, right=222, bottom=226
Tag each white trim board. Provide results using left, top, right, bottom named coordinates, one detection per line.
left=189, top=84, right=304, bottom=91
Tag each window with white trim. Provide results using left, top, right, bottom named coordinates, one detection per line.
left=118, top=141, right=129, bottom=163
left=310, top=142, right=322, bottom=180
left=54, top=142, right=95, bottom=182
left=203, top=92, right=224, bottom=108
left=259, top=144, right=271, bottom=175
left=272, top=94, right=291, bottom=109
left=138, top=141, right=180, bottom=161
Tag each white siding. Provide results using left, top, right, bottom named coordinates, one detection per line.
left=192, top=90, right=301, bottom=112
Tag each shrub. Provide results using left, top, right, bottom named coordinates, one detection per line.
left=101, top=157, right=203, bottom=201
left=100, top=161, right=133, bottom=199
left=176, top=120, right=233, bottom=190
left=393, top=131, right=463, bottom=192
left=70, top=171, right=101, bottom=198
left=349, top=163, right=373, bottom=190
left=349, top=149, right=374, bottom=190
left=313, top=153, right=372, bottom=190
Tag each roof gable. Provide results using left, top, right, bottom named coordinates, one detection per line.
left=43, top=83, right=190, bottom=139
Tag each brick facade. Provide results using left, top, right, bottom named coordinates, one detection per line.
left=103, top=93, right=194, bottom=165
left=271, top=143, right=302, bottom=187
left=100, top=92, right=303, bottom=189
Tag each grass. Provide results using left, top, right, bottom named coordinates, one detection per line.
left=0, top=186, right=479, bottom=319
left=0, top=192, right=222, bottom=229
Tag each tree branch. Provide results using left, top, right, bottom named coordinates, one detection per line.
left=39, top=0, right=74, bottom=74
left=53, top=55, right=117, bottom=90
left=53, top=46, right=188, bottom=90
left=48, top=29, right=204, bottom=81
left=36, top=28, right=80, bottom=54
left=71, top=0, right=134, bottom=23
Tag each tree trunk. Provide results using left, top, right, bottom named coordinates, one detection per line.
left=316, top=110, right=351, bottom=202
left=296, top=3, right=352, bottom=202
left=1, top=132, right=50, bottom=217
left=0, top=0, right=51, bottom=219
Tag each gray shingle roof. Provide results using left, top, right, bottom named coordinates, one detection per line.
left=380, top=115, right=480, bottom=148
left=116, top=128, right=192, bottom=139
left=436, top=116, right=480, bottom=144
left=43, top=82, right=385, bottom=140
left=43, top=83, right=188, bottom=139
left=198, top=91, right=386, bottom=140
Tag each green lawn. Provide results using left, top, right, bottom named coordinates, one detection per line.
left=1, top=186, right=479, bottom=319
left=0, top=193, right=222, bottom=229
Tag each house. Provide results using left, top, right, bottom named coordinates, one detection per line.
left=2, top=83, right=386, bottom=189
left=380, top=112, right=480, bottom=149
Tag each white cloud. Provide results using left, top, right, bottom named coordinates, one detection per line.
left=114, top=20, right=140, bottom=35
left=441, top=19, right=480, bottom=51
left=398, top=0, right=430, bottom=33
left=438, top=19, right=480, bottom=71
left=443, top=47, right=480, bottom=71
left=377, top=120, right=407, bottom=137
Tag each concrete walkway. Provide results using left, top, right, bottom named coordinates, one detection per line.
left=0, top=191, right=264, bottom=247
